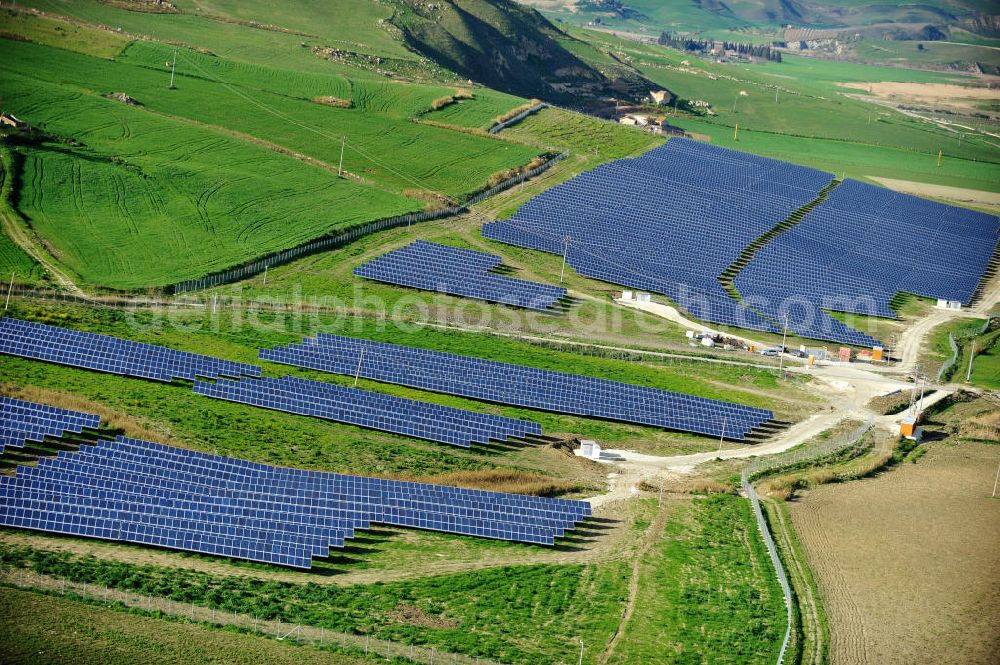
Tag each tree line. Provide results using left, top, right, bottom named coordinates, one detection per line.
left=657, top=32, right=782, bottom=62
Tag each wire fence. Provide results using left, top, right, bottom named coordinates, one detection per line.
left=1, top=567, right=509, bottom=665
left=488, top=103, right=548, bottom=134
left=741, top=474, right=792, bottom=665
left=171, top=150, right=567, bottom=294
left=740, top=419, right=874, bottom=665
left=936, top=332, right=959, bottom=382
left=936, top=317, right=994, bottom=383
left=744, top=418, right=876, bottom=482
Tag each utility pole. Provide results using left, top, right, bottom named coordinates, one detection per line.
left=262, top=264, right=268, bottom=286
left=917, top=375, right=926, bottom=412
left=169, top=49, right=177, bottom=89
left=992, top=458, right=999, bottom=498
left=733, top=123, right=739, bottom=141
left=4, top=271, right=13, bottom=310
left=774, top=87, right=778, bottom=104
left=353, top=347, right=365, bottom=387
left=559, top=235, right=570, bottom=283
left=338, top=136, right=345, bottom=177
left=966, top=340, right=976, bottom=381
left=732, top=91, right=738, bottom=113
left=936, top=149, right=942, bottom=167
left=578, top=640, right=585, bottom=665
left=777, top=313, right=789, bottom=376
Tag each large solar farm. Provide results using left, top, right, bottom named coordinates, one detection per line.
left=1, top=2, right=999, bottom=664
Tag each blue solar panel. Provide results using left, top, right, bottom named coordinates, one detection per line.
left=0, top=437, right=591, bottom=567
left=261, top=334, right=773, bottom=440
left=192, top=375, right=541, bottom=447
left=355, top=240, right=567, bottom=311
left=1, top=396, right=101, bottom=451
left=482, top=138, right=832, bottom=334
left=735, top=179, right=1000, bottom=346
left=0, top=318, right=262, bottom=382
left=479, top=139, right=999, bottom=347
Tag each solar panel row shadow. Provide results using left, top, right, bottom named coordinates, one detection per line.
left=735, top=178, right=1000, bottom=346
left=481, top=138, right=833, bottom=334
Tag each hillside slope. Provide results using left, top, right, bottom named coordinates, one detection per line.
left=390, top=0, right=655, bottom=102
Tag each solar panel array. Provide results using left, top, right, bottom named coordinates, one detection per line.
left=354, top=240, right=567, bottom=311
left=735, top=179, right=1000, bottom=346
left=0, top=436, right=590, bottom=568
left=1, top=396, right=100, bottom=455
left=0, top=317, right=261, bottom=382
left=482, top=138, right=834, bottom=333
left=261, top=334, right=773, bottom=439
left=193, top=375, right=541, bottom=447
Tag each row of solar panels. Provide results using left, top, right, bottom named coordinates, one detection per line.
left=193, top=375, right=541, bottom=447
left=354, top=240, right=567, bottom=311
left=1, top=396, right=101, bottom=455
left=0, top=432, right=590, bottom=568
left=261, top=334, right=774, bottom=439
left=0, top=317, right=261, bottom=382
left=735, top=178, right=1000, bottom=346
left=0, top=317, right=542, bottom=448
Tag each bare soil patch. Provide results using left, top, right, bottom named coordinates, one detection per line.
left=386, top=604, right=458, bottom=629
left=867, top=177, right=1000, bottom=212
left=788, top=439, right=1000, bottom=664
left=839, top=81, right=1000, bottom=111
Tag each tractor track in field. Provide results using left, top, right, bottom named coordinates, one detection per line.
left=599, top=502, right=670, bottom=665
left=0, top=194, right=86, bottom=299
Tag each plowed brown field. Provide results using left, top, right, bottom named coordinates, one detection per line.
left=788, top=441, right=1000, bottom=664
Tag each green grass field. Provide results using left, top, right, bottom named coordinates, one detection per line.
left=0, top=542, right=629, bottom=665
left=0, top=586, right=378, bottom=665
left=969, top=333, right=1000, bottom=389
left=609, top=496, right=786, bottom=665
left=0, top=25, right=539, bottom=288
left=0, top=146, right=45, bottom=285
left=566, top=30, right=1000, bottom=192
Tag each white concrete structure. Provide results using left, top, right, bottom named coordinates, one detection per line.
left=936, top=299, right=962, bottom=310
left=578, top=440, right=603, bottom=460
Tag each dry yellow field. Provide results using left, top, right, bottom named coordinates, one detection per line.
left=789, top=439, right=1000, bottom=665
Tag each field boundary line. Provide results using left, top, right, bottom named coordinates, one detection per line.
left=488, top=102, right=548, bottom=134
left=0, top=149, right=87, bottom=296
left=0, top=567, right=510, bottom=665
left=742, top=419, right=874, bottom=664
left=766, top=499, right=826, bottom=665
left=742, top=473, right=793, bottom=665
